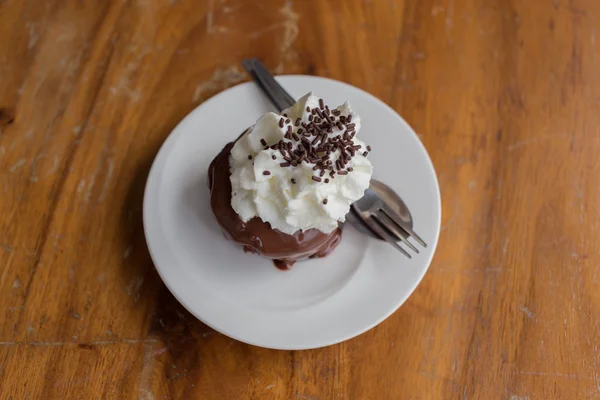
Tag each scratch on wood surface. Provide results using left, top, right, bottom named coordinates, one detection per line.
left=441, top=201, right=460, bottom=231
left=192, top=66, right=246, bottom=103
left=0, top=339, right=161, bottom=346
left=204, top=0, right=230, bottom=34
left=126, top=276, right=145, bottom=302
left=109, top=76, right=142, bottom=103
left=152, top=347, right=168, bottom=356
left=84, top=175, right=96, bottom=203
left=206, top=0, right=214, bottom=33
left=509, top=396, right=530, bottom=400
left=41, top=155, right=60, bottom=178
left=274, top=1, right=299, bottom=74
left=503, top=238, right=509, bottom=255
left=29, top=154, right=46, bottom=182
left=577, top=189, right=584, bottom=225
left=445, top=0, right=454, bottom=29
left=77, top=179, right=86, bottom=193
left=26, top=22, right=38, bottom=50
left=109, top=40, right=151, bottom=102
left=98, top=158, right=114, bottom=203
left=506, top=134, right=567, bottom=151
left=431, top=5, right=445, bottom=16
left=512, top=371, right=600, bottom=381
left=519, top=306, right=535, bottom=319
left=9, top=158, right=26, bottom=173
left=296, top=394, right=319, bottom=400
left=138, top=343, right=156, bottom=400
left=123, top=245, right=132, bottom=259
left=12, top=278, right=21, bottom=289
left=222, top=4, right=241, bottom=14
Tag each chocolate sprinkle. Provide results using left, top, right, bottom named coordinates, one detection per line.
left=263, top=170, right=271, bottom=175
left=363, top=151, right=369, bottom=156
left=367, top=145, right=372, bottom=151
left=269, top=98, right=365, bottom=184
left=322, top=198, right=328, bottom=204
left=291, top=178, right=297, bottom=184
left=272, top=155, right=277, bottom=160
left=248, top=155, right=253, bottom=160
left=260, top=138, right=267, bottom=146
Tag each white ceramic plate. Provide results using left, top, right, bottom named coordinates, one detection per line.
left=143, top=75, right=441, bottom=350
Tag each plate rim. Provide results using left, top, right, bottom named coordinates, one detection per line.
left=143, top=74, right=442, bottom=350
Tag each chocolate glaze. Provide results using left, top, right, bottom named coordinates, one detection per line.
left=208, top=141, right=343, bottom=269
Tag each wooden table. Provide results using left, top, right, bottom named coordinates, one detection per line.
left=1, top=0, right=599, bottom=398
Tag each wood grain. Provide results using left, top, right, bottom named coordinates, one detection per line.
left=1, top=0, right=599, bottom=399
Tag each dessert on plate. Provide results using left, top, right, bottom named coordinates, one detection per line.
left=208, top=92, right=373, bottom=269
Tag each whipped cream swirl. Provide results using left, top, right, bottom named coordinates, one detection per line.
left=229, top=92, right=373, bottom=235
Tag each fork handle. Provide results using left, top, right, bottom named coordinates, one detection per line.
left=242, top=58, right=296, bottom=112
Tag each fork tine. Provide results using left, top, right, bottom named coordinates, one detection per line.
left=362, top=216, right=412, bottom=259
left=373, top=213, right=419, bottom=254
left=380, top=206, right=427, bottom=248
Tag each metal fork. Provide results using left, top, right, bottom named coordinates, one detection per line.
left=242, top=58, right=295, bottom=111
left=350, top=180, right=427, bottom=259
